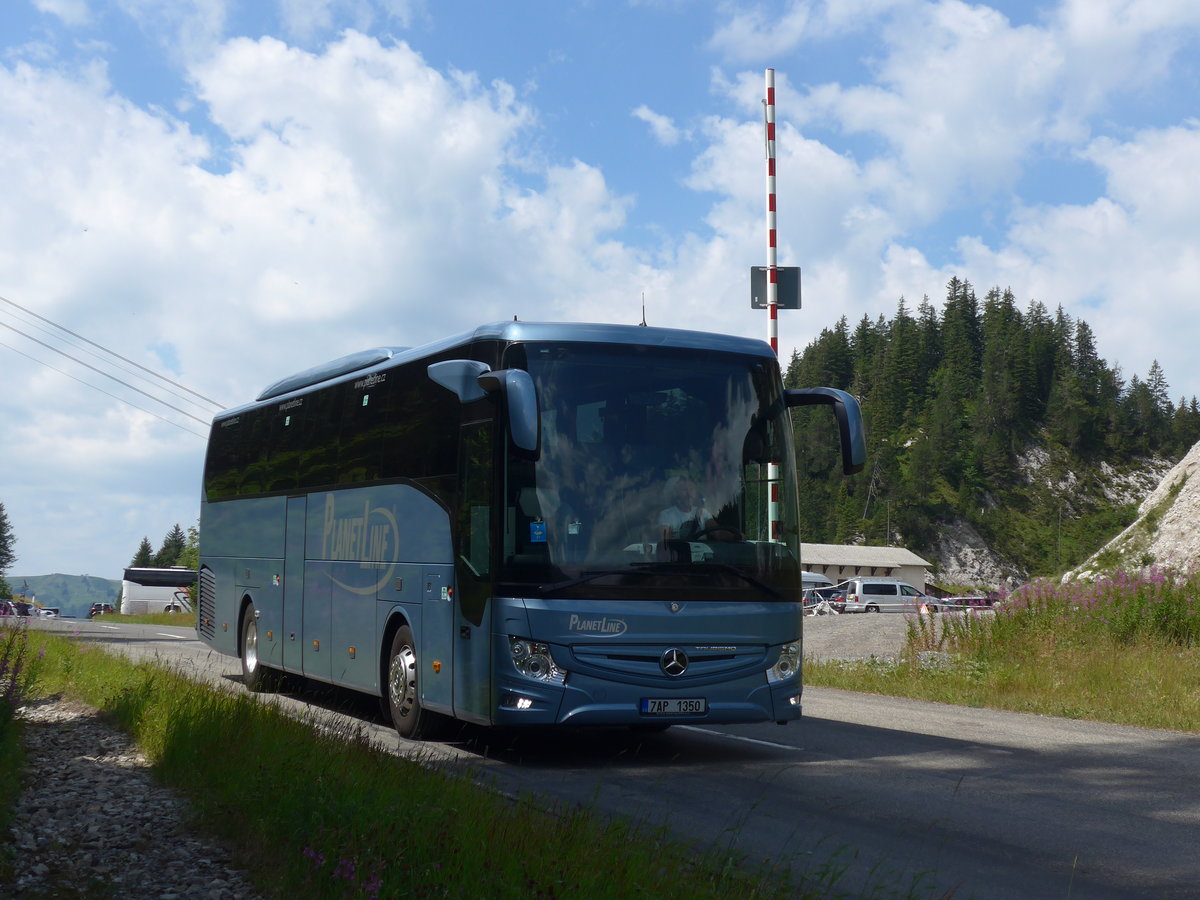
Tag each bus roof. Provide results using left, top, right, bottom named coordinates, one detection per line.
left=123, top=567, right=198, bottom=586
left=218, top=321, right=778, bottom=419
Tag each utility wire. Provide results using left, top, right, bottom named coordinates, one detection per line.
left=0, top=319, right=212, bottom=427
left=0, top=338, right=207, bottom=439
left=0, top=294, right=225, bottom=409
left=0, top=304, right=217, bottom=416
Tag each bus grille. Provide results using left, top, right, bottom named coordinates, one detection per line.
left=197, top=566, right=216, bottom=640
left=571, top=643, right=764, bottom=681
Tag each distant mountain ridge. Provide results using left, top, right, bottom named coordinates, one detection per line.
left=8, top=573, right=121, bottom=617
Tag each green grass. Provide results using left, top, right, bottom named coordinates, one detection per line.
left=1, top=624, right=40, bottom=886
left=95, top=611, right=196, bottom=627
left=13, top=632, right=863, bottom=900
left=806, top=569, right=1200, bottom=733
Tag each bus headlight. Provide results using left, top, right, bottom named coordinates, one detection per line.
left=767, top=641, right=800, bottom=683
left=509, top=637, right=566, bottom=684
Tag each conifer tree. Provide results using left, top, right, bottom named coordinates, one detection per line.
left=0, top=501, right=16, bottom=578
left=154, top=524, right=187, bottom=567
left=131, top=537, right=155, bottom=567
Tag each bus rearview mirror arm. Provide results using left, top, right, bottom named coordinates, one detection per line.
left=427, top=359, right=491, bottom=403
left=784, top=387, right=867, bottom=475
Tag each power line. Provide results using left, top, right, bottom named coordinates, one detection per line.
left=0, top=338, right=207, bottom=439
left=0, top=319, right=212, bottom=427
left=0, top=294, right=225, bottom=409
left=0, top=303, right=218, bottom=415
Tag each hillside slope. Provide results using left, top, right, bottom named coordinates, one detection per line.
left=8, top=573, right=121, bottom=617
left=1071, top=439, right=1200, bottom=578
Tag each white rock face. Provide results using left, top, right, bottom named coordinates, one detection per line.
left=930, top=518, right=1025, bottom=589
left=1071, top=440, right=1200, bottom=578
left=930, top=453, right=1178, bottom=588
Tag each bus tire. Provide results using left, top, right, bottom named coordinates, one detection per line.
left=240, top=605, right=277, bottom=692
left=386, top=625, right=438, bottom=740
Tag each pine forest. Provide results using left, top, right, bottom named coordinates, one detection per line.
left=785, top=278, right=1200, bottom=581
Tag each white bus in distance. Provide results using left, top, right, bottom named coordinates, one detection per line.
left=120, top=567, right=197, bottom=615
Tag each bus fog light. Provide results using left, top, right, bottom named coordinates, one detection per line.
left=500, top=692, right=537, bottom=710
left=767, top=641, right=800, bottom=683
left=509, top=636, right=566, bottom=684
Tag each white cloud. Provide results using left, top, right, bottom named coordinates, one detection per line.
left=115, top=0, right=230, bottom=64
left=708, top=1, right=814, bottom=61
left=632, top=104, right=684, bottom=145
left=0, top=29, right=672, bottom=574
left=5, top=2, right=1200, bottom=580
left=32, top=0, right=91, bottom=27
left=877, top=120, right=1200, bottom=401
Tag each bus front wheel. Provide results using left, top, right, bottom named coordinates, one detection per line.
left=386, top=625, right=438, bottom=740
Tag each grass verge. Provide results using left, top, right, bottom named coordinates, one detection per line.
left=1, top=624, right=40, bottom=886
left=806, top=569, right=1200, bottom=733
left=13, top=631, right=854, bottom=900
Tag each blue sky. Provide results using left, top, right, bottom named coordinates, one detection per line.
left=3, top=0, right=1200, bottom=579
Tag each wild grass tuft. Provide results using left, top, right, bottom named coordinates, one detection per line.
left=1, top=623, right=42, bottom=883
left=807, top=568, right=1200, bottom=732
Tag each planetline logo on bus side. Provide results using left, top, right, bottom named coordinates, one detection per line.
left=321, top=494, right=401, bottom=595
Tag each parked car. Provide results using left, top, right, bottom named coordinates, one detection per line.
left=841, top=577, right=938, bottom=613
left=805, top=584, right=848, bottom=613
left=12, top=600, right=34, bottom=617
left=88, top=603, right=115, bottom=618
left=0, top=600, right=14, bottom=617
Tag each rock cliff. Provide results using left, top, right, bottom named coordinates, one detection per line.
left=1069, top=439, right=1200, bottom=579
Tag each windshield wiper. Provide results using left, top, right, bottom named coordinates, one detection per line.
left=633, top=561, right=784, bottom=601
left=538, top=562, right=784, bottom=601
left=537, top=567, right=669, bottom=595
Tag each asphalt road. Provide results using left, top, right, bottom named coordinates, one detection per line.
left=30, top=616, right=1200, bottom=899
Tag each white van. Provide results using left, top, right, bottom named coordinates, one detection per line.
left=801, top=571, right=834, bottom=590
left=842, top=577, right=937, bottom=613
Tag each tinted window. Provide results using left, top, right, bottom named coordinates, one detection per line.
left=863, top=583, right=897, bottom=595
left=205, top=356, right=464, bottom=500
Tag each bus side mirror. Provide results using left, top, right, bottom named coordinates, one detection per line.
left=785, top=387, right=867, bottom=475
left=477, top=369, right=540, bottom=457
left=428, top=359, right=491, bottom=403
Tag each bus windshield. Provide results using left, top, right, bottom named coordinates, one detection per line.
left=500, top=341, right=800, bottom=599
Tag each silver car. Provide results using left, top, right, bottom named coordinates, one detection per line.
left=841, top=578, right=938, bottom=613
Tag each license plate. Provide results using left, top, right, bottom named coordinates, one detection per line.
left=640, top=697, right=706, bottom=716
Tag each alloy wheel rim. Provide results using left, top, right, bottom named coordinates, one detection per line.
left=389, top=644, right=417, bottom=719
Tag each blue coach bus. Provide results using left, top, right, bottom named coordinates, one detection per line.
left=197, top=321, right=864, bottom=738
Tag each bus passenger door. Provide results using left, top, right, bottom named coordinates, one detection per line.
left=421, top=567, right=454, bottom=715
left=452, top=419, right=494, bottom=725
left=281, top=496, right=306, bottom=672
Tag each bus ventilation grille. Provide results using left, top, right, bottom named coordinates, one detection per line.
left=197, top=566, right=216, bottom=640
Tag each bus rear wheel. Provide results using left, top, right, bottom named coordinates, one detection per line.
left=386, top=625, right=439, bottom=740
left=240, top=606, right=278, bottom=692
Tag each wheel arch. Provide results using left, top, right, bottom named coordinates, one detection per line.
left=236, top=593, right=256, bottom=659
left=378, top=608, right=415, bottom=695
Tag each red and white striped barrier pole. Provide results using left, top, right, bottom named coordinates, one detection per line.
left=765, top=68, right=781, bottom=540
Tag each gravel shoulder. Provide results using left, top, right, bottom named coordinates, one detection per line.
left=802, top=611, right=920, bottom=662
left=7, top=695, right=260, bottom=899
